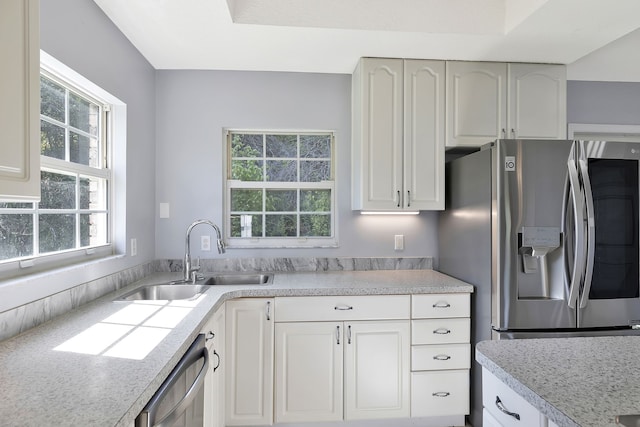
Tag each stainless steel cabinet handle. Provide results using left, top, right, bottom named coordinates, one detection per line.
left=407, top=190, right=411, bottom=207
left=334, top=305, right=353, bottom=311
left=495, top=396, right=521, bottom=420
left=336, top=325, right=341, bottom=345
left=432, top=302, right=451, bottom=308
left=347, top=325, right=352, bottom=344
left=501, top=128, right=506, bottom=138
left=433, top=328, right=451, bottom=335
left=511, top=128, right=515, bottom=138
left=397, top=190, right=401, bottom=207
left=266, top=301, right=271, bottom=321
left=433, top=354, right=451, bottom=361
left=213, top=349, right=221, bottom=372
left=205, top=331, right=215, bottom=341
left=432, top=392, right=450, bottom=397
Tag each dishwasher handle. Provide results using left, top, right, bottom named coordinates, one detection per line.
left=139, top=334, right=209, bottom=427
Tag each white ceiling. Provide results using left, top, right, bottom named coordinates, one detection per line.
left=93, top=0, right=640, bottom=74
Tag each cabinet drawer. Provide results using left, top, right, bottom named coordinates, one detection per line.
left=412, top=318, right=470, bottom=345
left=274, top=295, right=410, bottom=322
left=411, top=370, right=469, bottom=417
left=412, top=294, right=470, bottom=318
left=482, top=368, right=546, bottom=427
left=411, top=343, right=470, bottom=371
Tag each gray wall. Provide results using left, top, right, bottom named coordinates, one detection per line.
left=2, top=0, right=157, bottom=310
left=155, top=70, right=439, bottom=260
left=568, top=80, right=640, bottom=125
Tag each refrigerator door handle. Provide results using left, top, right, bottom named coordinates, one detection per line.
left=578, top=159, right=596, bottom=308
left=567, top=158, right=585, bottom=309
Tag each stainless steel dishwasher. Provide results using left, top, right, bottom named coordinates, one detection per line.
left=136, top=334, right=209, bottom=427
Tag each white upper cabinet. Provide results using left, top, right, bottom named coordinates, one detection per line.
left=507, top=63, right=567, bottom=140
left=352, top=58, right=445, bottom=211
left=446, top=61, right=567, bottom=147
left=446, top=61, right=508, bottom=148
left=0, top=0, right=40, bottom=201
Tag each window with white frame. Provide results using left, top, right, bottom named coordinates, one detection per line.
left=225, top=130, right=337, bottom=248
left=0, top=69, right=112, bottom=265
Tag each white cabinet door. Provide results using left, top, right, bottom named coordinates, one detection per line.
left=274, top=322, right=343, bottom=423
left=203, top=305, right=225, bottom=427
left=352, top=58, right=445, bottom=211
left=403, top=60, right=445, bottom=210
left=352, top=58, right=403, bottom=210
left=344, top=320, right=410, bottom=420
left=446, top=61, right=508, bottom=148
left=225, top=299, right=274, bottom=426
left=508, top=63, right=567, bottom=139
left=0, top=0, right=40, bottom=201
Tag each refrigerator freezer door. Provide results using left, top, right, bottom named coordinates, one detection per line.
left=493, top=139, right=576, bottom=331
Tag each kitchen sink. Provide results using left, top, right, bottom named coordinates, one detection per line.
left=115, top=284, right=209, bottom=301
left=203, top=273, right=273, bottom=286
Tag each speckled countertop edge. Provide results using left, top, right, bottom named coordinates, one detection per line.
left=476, top=337, right=640, bottom=427
left=0, top=269, right=473, bottom=427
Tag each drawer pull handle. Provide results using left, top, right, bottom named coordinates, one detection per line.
left=433, top=328, right=451, bottom=335
left=433, top=354, right=451, bottom=361
left=432, top=302, right=451, bottom=308
left=335, top=305, right=354, bottom=311
left=432, top=392, right=450, bottom=398
left=495, top=396, right=521, bottom=421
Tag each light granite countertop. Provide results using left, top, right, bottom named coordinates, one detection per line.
left=476, top=337, right=640, bottom=427
left=0, top=269, right=472, bottom=427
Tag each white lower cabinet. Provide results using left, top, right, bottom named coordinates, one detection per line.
left=202, top=305, right=225, bottom=427
left=482, top=368, right=547, bottom=427
left=274, top=321, right=343, bottom=423
left=410, top=293, right=471, bottom=425
left=225, top=298, right=274, bottom=426
left=274, top=296, right=411, bottom=424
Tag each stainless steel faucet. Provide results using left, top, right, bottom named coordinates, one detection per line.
left=183, top=219, right=225, bottom=282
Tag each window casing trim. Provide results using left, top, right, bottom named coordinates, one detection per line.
left=223, top=129, right=338, bottom=249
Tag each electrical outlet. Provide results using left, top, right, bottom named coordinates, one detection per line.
left=131, top=238, right=137, bottom=256
left=394, top=234, right=404, bottom=251
left=201, top=235, right=211, bottom=251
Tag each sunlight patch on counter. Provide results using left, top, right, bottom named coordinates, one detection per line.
left=53, top=294, right=206, bottom=360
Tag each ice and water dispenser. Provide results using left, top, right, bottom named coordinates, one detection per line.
left=518, top=226, right=562, bottom=299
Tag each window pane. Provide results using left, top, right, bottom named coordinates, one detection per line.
left=39, top=214, right=75, bottom=253
left=266, top=160, right=297, bottom=182
left=301, top=214, right=331, bottom=237
left=301, top=190, right=331, bottom=212
left=265, top=214, right=296, bottom=237
left=0, top=214, right=34, bottom=260
left=69, top=93, right=99, bottom=136
left=231, top=189, right=262, bottom=212
left=266, top=190, right=296, bottom=212
left=0, top=202, right=33, bottom=209
left=81, top=213, right=107, bottom=247
left=41, top=172, right=76, bottom=209
left=232, top=133, right=263, bottom=157
left=266, top=134, right=297, bottom=158
left=40, top=76, right=65, bottom=122
left=41, top=121, right=66, bottom=160
left=231, top=159, right=263, bottom=181
left=70, top=131, right=99, bottom=167
left=230, top=214, right=263, bottom=237
left=301, top=135, right=331, bottom=158
left=80, top=177, right=106, bottom=210
left=300, top=160, right=330, bottom=182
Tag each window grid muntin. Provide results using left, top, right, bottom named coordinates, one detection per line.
left=0, top=71, right=111, bottom=263
left=227, top=131, right=335, bottom=245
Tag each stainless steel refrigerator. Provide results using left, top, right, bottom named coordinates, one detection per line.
left=439, top=139, right=640, bottom=426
